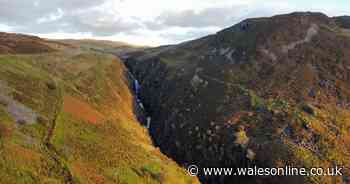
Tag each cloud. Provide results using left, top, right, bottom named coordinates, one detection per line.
left=0, top=0, right=140, bottom=36
left=154, top=6, right=245, bottom=28
left=0, top=0, right=349, bottom=46
left=20, top=9, right=140, bottom=36
left=151, top=0, right=305, bottom=30
left=0, top=24, right=12, bottom=32
left=0, top=0, right=106, bottom=25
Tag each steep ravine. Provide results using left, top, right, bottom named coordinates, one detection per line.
left=124, top=58, right=169, bottom=140
left=131, top=78, right=152, bottom=129
left=122, top=12, right=350, bottom=184
left=123, top=57, right=258, bottom=184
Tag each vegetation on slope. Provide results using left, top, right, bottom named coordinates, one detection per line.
left=55, top=39, right=148, bottom=56
left=125, top=12, right=350, bottom=184
left=0, top=39, right=198, bottom=184
left=0, top=32, right=68, bottom=54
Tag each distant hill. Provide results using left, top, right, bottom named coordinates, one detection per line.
left=126, top=12, right=350, bottom=184
left=334, top=16, right=350, bottom=29
left=55, top=39, right=149, bottom=56
left=0, top=32, right=69, bottom=54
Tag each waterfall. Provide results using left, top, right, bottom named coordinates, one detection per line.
left=146, top=117, right=151, bottom=129
left=133, top=79, right=150, bottom=129
left=133, top=79, right=140, bottom=95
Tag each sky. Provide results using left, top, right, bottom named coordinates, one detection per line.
left=0, top=0, right=349, bottom=46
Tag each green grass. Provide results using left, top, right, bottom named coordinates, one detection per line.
left=267, top=99, right=289, bottom=112
left=115, top=167, right=144, bottom=184
left=0, top=50, right=198, bottom=184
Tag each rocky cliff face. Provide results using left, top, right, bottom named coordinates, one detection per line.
left=125, top=12, right=350, bottom=184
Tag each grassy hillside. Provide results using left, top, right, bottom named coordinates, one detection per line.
left=0, top=43, right=198, bottom=183
left=0, top=32, right=68, bottom=54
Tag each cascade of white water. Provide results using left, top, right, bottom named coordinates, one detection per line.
left=146, top=117, right=151, bottom=129
left=133, top=79, right=151, bottom=129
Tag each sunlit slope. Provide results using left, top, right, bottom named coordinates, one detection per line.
left=0, top=48, right=198, bottom=184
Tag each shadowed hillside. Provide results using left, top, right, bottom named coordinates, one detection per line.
left=334, top=16, right=350, bottom=29
left=125, top=12, right=350, bottom=184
